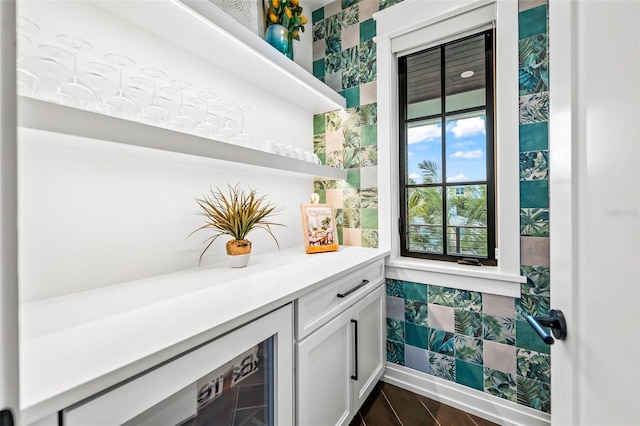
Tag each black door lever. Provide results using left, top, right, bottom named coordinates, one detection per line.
left=526, top=309, right=567, bottom=345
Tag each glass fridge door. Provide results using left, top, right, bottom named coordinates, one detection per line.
left=64, top=305, right=292, bottom=426
left=126, top=337, right=274, bottom=426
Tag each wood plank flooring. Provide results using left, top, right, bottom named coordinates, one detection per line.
left=349, top=382, right=500, bottom=426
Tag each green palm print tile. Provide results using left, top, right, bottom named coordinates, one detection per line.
left=379, top=0, right=403, bottom=10
left=454, top=289, right=482, bottom=311
left=454, top=334, right=483, bottom=364
left=343, top=125, right=361, bottom=149
left=429, top=329, right=455, bottom=356
left=342, top=208, right=360, bottom=228
left=342, top=4, right=359, bottom=28
left=313, top=134, right=326, bottom=157
left=519, top=92, right=549, bottom=124
left=386, top=318, right=404, bottom=343
left=343, top=188, right=360, bottom=208
left=520, top=265, right=550, bottom=297
left=325, top=52, right=342, bottom=75
left=312, top=20, right=325, bottom=42
left=519, top=34, right=549, bottom=95
left=520, top=208, right=549, bottom=237
left=387, top=340, right=405, bottom=365
left=359, top=40, right=377, bottom=84
left=520, top=151, right=549, bottom=181
left=325, top=34, right=342, bottom=55
left=325, top=11, right=344, bottom=37
left=484, top=368, right=517, bottom=402
left=405, top=300, right=428, bottom=326
left=483, top=315, right=515, bottom=345
left=360, top=188, right=378, bottom=208
left=342, top=0, right=361, bottom=9
left=517, top=348, right=551, bottom=385
left=361, top=145, right=377, bottom=166
left=428, top=285, right=455, bottom=306
left=357, top=103, right=377, bottom=125
left=515, top=294, right=550, bottom=321
left=361, top=229, right=378, bottom=248
left=342, top=46, right=359, bottom=89
left=429, top=352, right=455, bottom=382
left=454, top=310, right=483, bottom=338
left=517, top=375, right=550, bottom=413
left=326, top=109, right=344, bottom=131
left=386, top=278, right=404, bottom=297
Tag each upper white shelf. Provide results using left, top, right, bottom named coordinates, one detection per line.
left=18, top=97, right=347, bottom=180
left=91, top=0, right=345, bottom=114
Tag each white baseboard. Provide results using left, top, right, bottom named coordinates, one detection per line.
left=382, top=363, right=551, bottom=426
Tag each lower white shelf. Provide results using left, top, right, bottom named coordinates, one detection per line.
left=17, top=97, right=347, bottom=180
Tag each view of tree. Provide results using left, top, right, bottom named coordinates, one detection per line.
left=408, top=160, right=488, bottom=256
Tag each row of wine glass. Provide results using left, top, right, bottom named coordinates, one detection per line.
left=17, top=16, right=257, bottom=147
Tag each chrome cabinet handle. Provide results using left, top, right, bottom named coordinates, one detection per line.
left=337, top=279, right=369, bottom=298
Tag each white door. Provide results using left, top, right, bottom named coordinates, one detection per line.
left=549, top=1, right=640, bottom=425
left=0, top=1, right=19, bottom=425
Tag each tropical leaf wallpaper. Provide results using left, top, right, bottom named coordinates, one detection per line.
left=312, top=0, right=552, bottom=415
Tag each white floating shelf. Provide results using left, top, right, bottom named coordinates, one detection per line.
left=91, top=0, right=345, bottom=114
left=18, top=97, right=347, bottom=180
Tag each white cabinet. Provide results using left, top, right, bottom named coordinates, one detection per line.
left=296, top=279, right=385, bottom=426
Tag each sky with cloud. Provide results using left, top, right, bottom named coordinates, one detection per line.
left=406, top=115, right=487, bottom=184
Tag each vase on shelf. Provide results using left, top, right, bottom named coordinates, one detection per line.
left=265, top=24, right=293, bottom=60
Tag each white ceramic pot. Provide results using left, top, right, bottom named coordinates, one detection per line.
left=228, top=253, right=251, bottom=268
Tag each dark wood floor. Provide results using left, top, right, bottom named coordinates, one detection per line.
left=350, top=382, right=500, bottom=426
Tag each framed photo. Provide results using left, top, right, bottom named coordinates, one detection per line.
left=300, top=204, right=339, bottom=254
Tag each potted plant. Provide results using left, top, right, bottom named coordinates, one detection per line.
left=190, top=184, right=284, bottom=267
left=265, top=0, right=307, bottom=60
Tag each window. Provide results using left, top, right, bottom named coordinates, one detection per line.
left=398, top=30, right=496, bottom=265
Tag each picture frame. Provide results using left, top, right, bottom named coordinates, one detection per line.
left=300, top=204, right=339, bottom=254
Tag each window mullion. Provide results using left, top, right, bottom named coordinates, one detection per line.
left=439, top=44, right=448, bottom=256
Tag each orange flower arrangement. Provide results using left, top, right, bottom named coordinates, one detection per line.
left=266, top=0, right=307, bottom=40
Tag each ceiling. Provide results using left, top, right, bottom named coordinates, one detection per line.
left=406, top=33, right=488, bottom=106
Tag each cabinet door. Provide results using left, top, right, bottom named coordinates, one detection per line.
left=352, top=284, right=385, bottom=410
left=297, top=310, right=353, bottom=426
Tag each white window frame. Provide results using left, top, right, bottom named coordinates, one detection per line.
left=375, top=0, right=524, bottom=296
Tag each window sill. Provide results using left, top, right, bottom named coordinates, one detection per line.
left=386, top=257, right=525, bottom=298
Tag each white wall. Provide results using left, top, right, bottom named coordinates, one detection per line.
left=17, top=1, right=316, bottom=303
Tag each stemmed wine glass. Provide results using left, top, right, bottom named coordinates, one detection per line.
left=190, top=91, right=218, bottom=138
left=230, top=105, right=253, bottom=147
left=161, top=80, right=196, bottom=133
left=215, top=99, right=238, bottom=142
left=139, top=67, right=169, bottom=126
left=128, top=76, right=157, bottom=125
left=105, top=53, right=137, bottom=119
left=83, top=61, right=118, bottom=116
left=37, top=44, right=76, bottom=106
left=16, top=17, right=40, bottom=97
left=56, top=34, right=95, bottom=108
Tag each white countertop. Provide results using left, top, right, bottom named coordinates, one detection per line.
left=20, top=246, right=389, bottom=424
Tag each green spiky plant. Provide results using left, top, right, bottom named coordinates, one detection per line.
left=190, top=184, right=284, bottom=265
